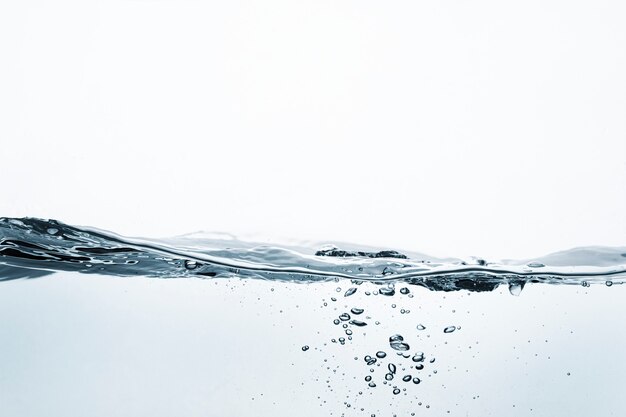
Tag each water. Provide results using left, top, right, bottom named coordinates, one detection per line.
left=1, top=217, right=626, bottom=416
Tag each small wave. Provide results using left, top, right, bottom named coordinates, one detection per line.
left=1, top=217, right=624, bottom=291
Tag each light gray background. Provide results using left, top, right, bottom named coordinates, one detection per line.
left=1, top=0, right=625, bottom=259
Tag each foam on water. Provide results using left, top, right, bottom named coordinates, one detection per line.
left=1, top=217, right=625, bottom=291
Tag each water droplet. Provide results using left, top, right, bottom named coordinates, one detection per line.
left=351, top=307, right=364, bottom=315
left=333, top=319, right=340, bottom=325
left=345, top=329, right=353, bottom=336
left=46, top=228, right=58, bottom=235
left=339, top=313, right=351, bottom=321
left=366, top=357, right=377, bottom=366
left=336, top=287, right=341, bottom=292
left=582, top=281, right=590, bottom=287
left=184, top=260, right=198, bottom=270
left=393, top=388, right=401, bottom=395
left=606, top=281, right=613, bottom=287
left=413, top=377, right=421, bottom=384
left=400, top=287, right=410, bottom=295
left=388, top=363, right=397, bottom=374
left=416, top=324, right=426, bottom=331
left=527, top=262, right=545, bottom=268
left=376, top=351, right=387, bottom=359
left=368, top=382, right=376, bottom=388
left=415, top=364, right=424, bottom=370
left=365, top=375, right=372, bottom=382
left=385, top=373, right=394, bottom=381
left=302, top=345, right=309, bottom=351
left=443, top=326, right=456, bottom=334
left=349, top=320, right=368, bottom=327
left=345, top=287, right=357, bottom=297
left=402, top=375, right=412, bottom=382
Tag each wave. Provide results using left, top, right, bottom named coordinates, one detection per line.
left=1, top=217, right=625, bottom=292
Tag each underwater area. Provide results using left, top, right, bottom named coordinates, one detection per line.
left=1, top=218, right=625, bottom=416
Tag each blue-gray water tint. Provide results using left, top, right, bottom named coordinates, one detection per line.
left=1, top=218, right=625, bottom=288
left=1, top=217, right=626, bottom=416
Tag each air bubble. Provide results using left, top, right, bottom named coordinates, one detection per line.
left=302, top=345, right=309, bottom=351
left=412, top=353, right=424, bottom=363
left=351, top=308, right=364, bottom=315
left=339, top=313, right=351, bottom=321
left=184, top=260, right=198, bottom=270
left=379, top=286, right=395, bottom=296
left=389, top=334, right=410, bottom=351
left=376, top=351, right=387, bottom=359
left=402, top=375, right=412, bottom=382
left=508, top=282, right=524, bottom=296
left=345, top=288, right=357, bottom=297
left=443, top=326, right=456, bottom=334
left=416, top=324, right=426, bottom=331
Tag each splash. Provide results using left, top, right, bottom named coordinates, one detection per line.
left=1, top=217, right=625, bottom=291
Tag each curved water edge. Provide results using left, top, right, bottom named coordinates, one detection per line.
left=1, top=217, right=625, bottom=292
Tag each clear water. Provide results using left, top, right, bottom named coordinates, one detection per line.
left=1, top=218, right=626, bottom=416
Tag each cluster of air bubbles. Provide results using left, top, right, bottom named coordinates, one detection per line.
left=360, top=339, right=435, bottom=395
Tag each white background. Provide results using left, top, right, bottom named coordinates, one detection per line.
left=1, top=0, right=625, bottom=259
